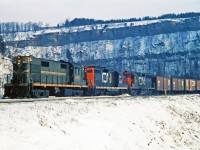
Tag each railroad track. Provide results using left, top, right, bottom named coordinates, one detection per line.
left=0, top=95, right=131, bottom=104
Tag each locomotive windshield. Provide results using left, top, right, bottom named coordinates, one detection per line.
left=123, top=71, right=134, bottom=77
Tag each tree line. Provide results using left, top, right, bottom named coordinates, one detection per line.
left=0, top=22, right=49, bottom=34
left=0, top=12, right=200, bottom=34
left=58, top=12, right=200, bottom=27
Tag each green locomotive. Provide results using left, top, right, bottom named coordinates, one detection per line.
left=4, top=56, right=86, bottom=98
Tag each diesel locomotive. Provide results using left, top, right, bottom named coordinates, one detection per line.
left=4, top=56, right=127, bottom=98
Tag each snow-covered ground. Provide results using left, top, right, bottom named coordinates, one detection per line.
left=0, top=94, right=200, bottom=150
left=0, top=55, right=12, bottom=98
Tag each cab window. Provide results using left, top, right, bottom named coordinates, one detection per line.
left=41, top=61, right=49, bottom=67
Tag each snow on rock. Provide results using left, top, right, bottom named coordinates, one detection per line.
left=2, top=17, right=200, bottom=78
left=0, top=95, right=200, bottom=150
left=0, top=54, right=12, bottom=98
left=5, top=29, right=200, bottom=77
left=2, top=18, right=188, bottom=42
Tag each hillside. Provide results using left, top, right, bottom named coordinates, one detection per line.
left=0, top=54, right=12, bottom=98
left=0, top=95, right=200, bottom=149
left=0, top=15, right=200, bottom=81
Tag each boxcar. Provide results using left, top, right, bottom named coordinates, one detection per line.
left=196, top=80, right=200, bottom=92
left=185, top=79, right=196, bottom=93
left=185, top=79, right=190, bottom=91
left=171, top=78, right=178, bottom=92
left=154, top=76, right=164, bottom=91
left=177, top=78, right=185, bottom=92
left=152, top=76, right=164, bottom=94
left=189, top=79, right=196, bottom=91
left=163, top=77, right=171, bottom=92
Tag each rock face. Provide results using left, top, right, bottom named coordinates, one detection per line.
left=2, top=16, right=200, bottom=78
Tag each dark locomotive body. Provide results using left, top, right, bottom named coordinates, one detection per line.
left=122, top=71, right=153, bottom=95
left=90, top=66, right=119, bottom=87
left=84, top=66, right=124, bottom=96
left=4, top=56, right=127, bottom=98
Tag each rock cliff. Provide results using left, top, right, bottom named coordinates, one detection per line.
left=2, top=16, right=200, bottom=78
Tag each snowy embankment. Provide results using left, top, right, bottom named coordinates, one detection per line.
left=0, top=95, right=200, bottom=150
left=0, top=55, right=12, bottom=98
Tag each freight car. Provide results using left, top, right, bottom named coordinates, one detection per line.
left=3, top=56, right=127, bottom=98
left=123, top=70, right=200, bottom=95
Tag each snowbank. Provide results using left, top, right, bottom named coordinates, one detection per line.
left=0, top=55, right=12, bottom=98
left=0, top=95, right=200, bottom=150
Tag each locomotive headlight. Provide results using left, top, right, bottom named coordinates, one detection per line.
left=17, top=56, right=21, bottom=65
left=25, top=57, right=32, bottom=63
left=17, top=60, right=21, bottom=65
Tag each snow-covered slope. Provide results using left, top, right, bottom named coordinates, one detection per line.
left=0, top=95, right=200, bottom=149
left=2, top=18, right=188, bottom=42
left=0, top=54, right=12, bottom=98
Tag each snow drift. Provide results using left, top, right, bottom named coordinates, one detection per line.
left=0, top=94, right=200, bottom=150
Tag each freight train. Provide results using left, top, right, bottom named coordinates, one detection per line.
left=3, top=55, right=200, bottom=98
left=3, top=56, right=127, bottom=98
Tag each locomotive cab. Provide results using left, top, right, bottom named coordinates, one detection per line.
left=122, top=71, right=134, bottom=86
left=12, top=56, right=31, bottom=84
left=4, top=56, right=32, bottom=98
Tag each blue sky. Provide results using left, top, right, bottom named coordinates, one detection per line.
left=0, top=0, right=200, bottom=25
